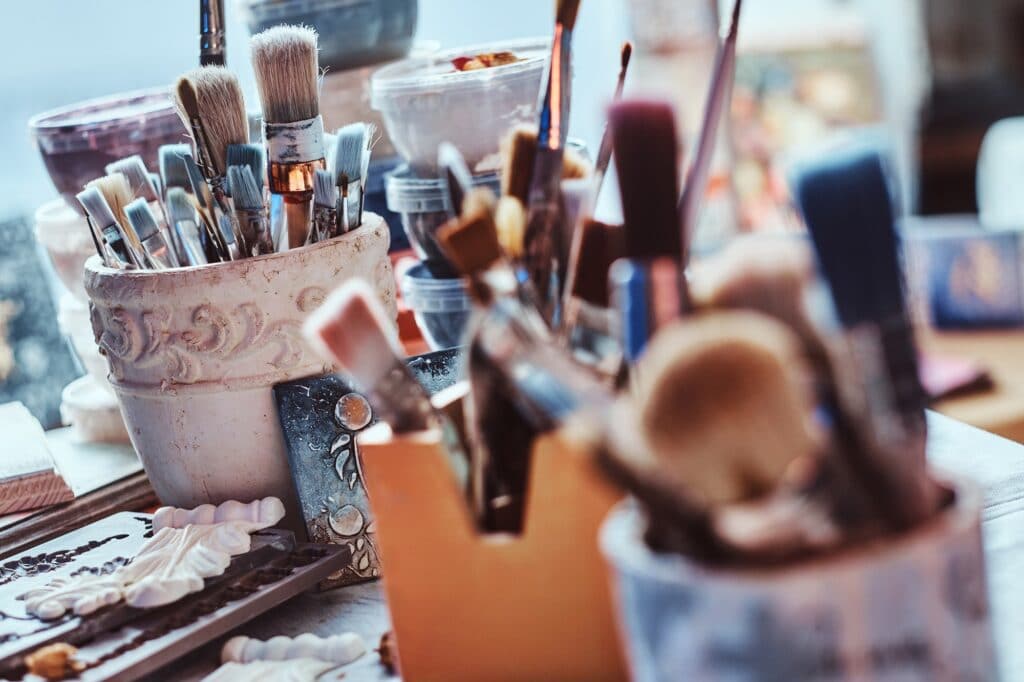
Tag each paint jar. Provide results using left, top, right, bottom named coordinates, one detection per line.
left=399, top=262, right=472, bottom=350
left=600, top=479, right=995, bottom=682
left=84, top=216, right=396, bottom=515
left=29, top=89, right=187, bottom=209
left=371, top=38, right=548, bottom=173
left=385, top=164, right=501, bottom=278
left=34, top=198, right=96, bottom=302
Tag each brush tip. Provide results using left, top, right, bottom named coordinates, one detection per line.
left=124, top=198, right=160, bottom=240
left=303, top=279, right=400, bottom=390
left=621, top=41, right=632, bottom=70
left=556, top=0, right=582, bottom=30
left=313, top=168, right=338, bottom=207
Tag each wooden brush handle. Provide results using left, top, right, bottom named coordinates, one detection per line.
left=283, top=195, right=312, bottom=250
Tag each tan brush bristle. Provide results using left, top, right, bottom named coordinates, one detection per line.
left=174, top=68, right=248, bottom=176
left=87, top=174, right=138, bottom=247
left=250, top=25, right=320, bottom=124
left=494, top=196, right=526, bottom=258
left=437, top=189, right=503, bottom=276
left=501, top=124, right=537, bottom=205
left=628, top=312, right=819, bottom=507
left=556, top=0, right=582, bottom=30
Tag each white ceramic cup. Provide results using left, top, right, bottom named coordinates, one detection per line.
left=601, top=477, right=995, bottom=681
left=84, top=215, right=396, bottom=514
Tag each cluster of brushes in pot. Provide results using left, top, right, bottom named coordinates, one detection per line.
left=305, top=0, right=946, bottom=563
left=76, top=25, right=375, bottom=271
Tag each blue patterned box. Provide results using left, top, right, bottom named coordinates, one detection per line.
left=903, top=216, right=1024, bottom=329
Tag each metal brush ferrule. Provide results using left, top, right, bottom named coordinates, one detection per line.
left=367, top=362, right=436, bottom=434
left=341, top=180, right=362, bottom=233
left=140, top=231, right=179, bottom=270
left=311, top=205, right=337, bottom=244
left=265, top=116, right=326, bottom=195
left=267, top=159, right=325, bottom=196
left=199, top=0, right=225, bottom=66
left=536, top=23, right=573, bottom=149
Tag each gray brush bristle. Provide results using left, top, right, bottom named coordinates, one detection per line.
left=332, top=123, right=365, bottom=186
left=124, top=198, right=161, bottom=241
left=226, top=143, right=265, bottom=195
left=314, top=169, right=338, bottom=207
left=250, top=25, right=320, bottom=124
left=76, top=187, right=118, bottom=229
left=166, top=188, right=197, bottom=225
left=159, top=144, right=193, bottom=192
left=228, top=166, right=264, bottom=211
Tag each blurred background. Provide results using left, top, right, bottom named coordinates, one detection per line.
left=5, top=0, right=1024, bottom=429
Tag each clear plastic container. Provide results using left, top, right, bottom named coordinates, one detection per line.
left=386, top=164, right=502, bottom=278
left=239, top=0, right=417, bottom=71
left=400, top=262, right=472, bottom=351
left=29, top=88, right=187, bottom=208
left=371, top=38, right=549, bottom=173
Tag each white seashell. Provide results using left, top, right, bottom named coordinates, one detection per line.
left=153, top=497, right=286, bottom=532
left=221, top=632, right=367, bottom=666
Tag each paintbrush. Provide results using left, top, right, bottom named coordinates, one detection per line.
left=310, top=169, right=339, bottom=244
left=76, top=187, right=127, bottom=268
left=591, top=42, right=632, bottom=198
left=106, top=156, right=161, bottom=206
left=125, top=199, right=179, bottom=269
left=159, top=144, right=194, bottom=195
left=251, top=25, right=325, bottom=249
left=678, top=0, right=743, bottom=257
left=600, top=311, right=821, bottom=557
left=181, top=149, right=229, bottom=261
left=226, top=143, right=265, bottom=196
left=228, top=165, right=272, bottom=256
left=200, top=0, right=226, bottom=66
left=87, top=174, right=146, bottom=266
left=166, top=188, right=209, bottom=266
left=793, top=143, right=940, bottom=530
left=303, top=279, right=470, bottom=494
left=332, top=123, right=367, bottom=234
left=439, top=142, right=475, bottom=221
left=520, top=0, right=583, bottom=321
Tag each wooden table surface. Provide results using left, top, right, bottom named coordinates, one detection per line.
left=141, top=411, right=1024, bottom=681
left=926, top=329, right=1024, bottom=442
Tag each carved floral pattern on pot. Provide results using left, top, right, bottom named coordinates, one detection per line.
left=89, top=291, right=327, bottom=385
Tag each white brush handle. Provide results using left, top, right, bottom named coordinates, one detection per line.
left=152, top=497, right=285, bottom=532
left=221, top=633, right=367, bottom=665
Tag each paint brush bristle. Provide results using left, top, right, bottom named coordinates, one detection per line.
left=87, top=174, right=134, bottom=237
left=313, top=168, right=338, bottom=208
left=227, top=165, right=264, bottom=212
left=174, top=67, right=248, bottom=176
left=159, top=144, right=193, bottom=194
left=166, top=187, right=197, bottom=225
left=76, top=187, right=118, bottom=230
left=501, top=124, right=537, bottom=205
left=303, top=279, right=402, bottom=393
left=226, top=143, right=265, bottom=194
left=105, top=156, right=157, bottom=203
left=332, top=123, right=366, bottom=187
left=556, top=0, right=582, bottom=30
left=621, top=41, right=632, bottom=72
left=570, top=219, right=624, bottom=307
left=250, top=25, right=320, bottom=124
left=494, top=196, right=527, bottom=258
left=124, top=198, right=161, bottom=241
left=437, top=189, right=503, bottom=276
left=610, top=100, right=682, bottom=261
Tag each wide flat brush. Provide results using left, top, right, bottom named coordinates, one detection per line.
left=251, top=25, right=324, bottom=249
left=520, top=0, right=583, bottom=321
left=793, top=144, right=938, bottom=529
left=88, top=174, right=145, bottom=265
left=159, top=144, right=194, bottom=195
left=303, top=280, right=470, bottom=492
left=332, top=123, right=367, bottom=234
left=228, top=165, right=273, bottom=256
left=678, top=0, right=743, bottom=257
left=310, top=169, right=339, bottom=244
left=76, top=188, right=126, bottom=267
left=166, top=188, right=209, bottom=266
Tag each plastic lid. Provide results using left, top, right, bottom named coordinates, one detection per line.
left=385, top=164, right=501, bottom=213
left=371, top=38, right=549, bottom=102
left=240, top=0, right=370, bottom=15
left=29, top=88, right=184, bottom=153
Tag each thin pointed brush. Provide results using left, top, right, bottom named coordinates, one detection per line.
left=228, top=165, right=273, bottom=256
left=520, top=0, right=583, bottom=322
left=310, top=169, right=339, bottom=244
left=591, top=42, right=632, bottom=198
left=792, top=144, right=938, bottom=530
left=251, top=25, right=325, bottom=250
left=677, top=0, right=743, bottom=260
left=332, top=123, right=366, bottom=235
left=167, top=188, right=209, bottom=266
left=200, top=0, right=226, bottom=66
